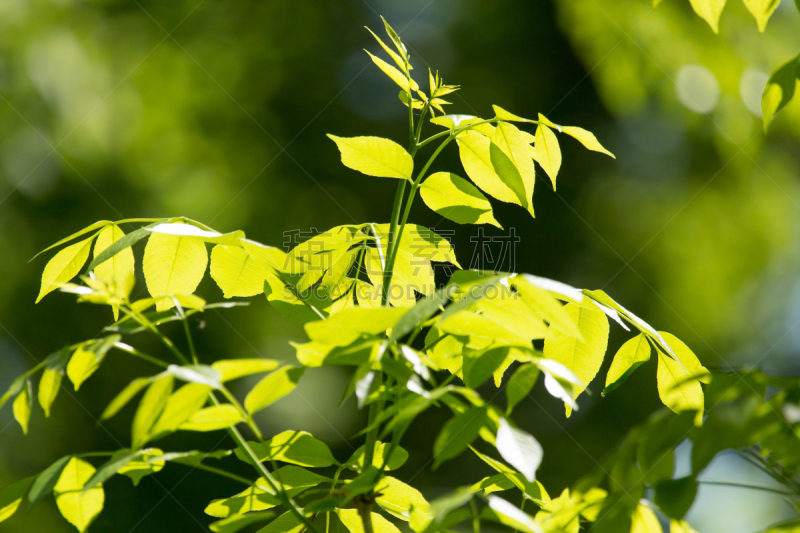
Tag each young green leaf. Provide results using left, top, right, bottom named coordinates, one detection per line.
left=419, top=172, right=502, bottom=228
left=492, top=105, right=536, bottom=123
left=31, top=220, right=111, bottom=262
left=142, top=229, right=209, bottom=312
left=0, top=477, right=35, bottom=524
left=495, top=419, right=542, bottom=483
left=93, top=224, right=135, bottom=318
left=762, top=54, right=799, bottom=129
left=100, top=377, right=150, bottom=421
left=533, top=119, right=562, bottom=189
left=337, top=508, right=402, bottom=533
left=117, top=448, right=165, bottom=486
left=484, top=495, right=542, bottom=533
left=166, top=364, right=222, bottom=389
left=305, top=307, right=406, bottom=346
left=345, top=441, right=409, bottom=471
left=367, top=28, right=408, bottom=75
left=66, top=335, right=120, bottom=391
left=434, top=407, right=487, bottom=468
left=150, top=383, right=212, bottom=437
left=381, top=16, right=408, bottom=64
left=87, top=224, right=156, bottom=272
left=365, top=51, right=416, bottom=94
left=54, top=457, right=105, bottom=532
left=603, top=334, right=651, bottom=396
left=131, top=375, right=174, bottom=449
left=210, top=511, right=276, bottom=533
left=560, top=126, right=615, bottom=158
left=506, top=363, right=540, bottom=414
left=660, top=332, right=710, bottom=383
left=688, top=0, right=727, bottom=32
left=211, top=358, right=282, bottom=382
left=179, top=404, right=244, bottom=432
left=543, top=303, right=609, bottom=415
left=234, top=430, right=336, bottom=467
left=38, top=366, right=62, bottom=418
left=375, top=476, right=435, bottom=532
left=244, top=366, right=305, bottom=414
left=657, top=351, right=704, bottom=426
left=12, top=381, right=31, bottom=435
left=493, top=122, right=537, bottom=215
left=256, top=511, right=305, bottom=533
left=28, top=455, right=72, bottom=504
left=210, top=243, right=271, bottom=298
left=457, top=130, right=529, bottom=212
left=327, top=135, right=414, bottom=181
left=37, top=236, right=95, bottom=303
left=81, top=450, right=141, bottom=495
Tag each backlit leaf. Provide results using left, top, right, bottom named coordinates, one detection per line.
left=375, top=476, right=434, bottom=532
left=603, top=334, right=651, bottom=396
left=328, top=135, right=413, bottom=181
left=179, top=404, right=244, bottom=432
left=762, top=54, right=799, bottom=129
left=457, top=130, right=529, bottom=211
left=12, top=381, right=31, bottom=435
left=533, top=120, right=561, bottom=189
left=66, top=335, right=120, bottom=391
left=28, top=455, right=72, bottom=504
left=54, top=457, right=104, bottom=532
left=657, top=351, right=704, bottom=426
left=234, top=430, right=336, bottom=467
left=337, top=508, right=402, bottom=533
left=211, top=359, right=282, bottom=382
left=0, top=477, right=34, bottom=524
left=142, top=228, right=208, bottom=312
left=244, top=366, right=305, bottom=414
left=100, top=377, right=150, bottom=421
left=419, top=172, right=501, bottom=227
left=39, top=365, right=63, bottom=418
left=366, top=51, right=415, bottom=94
left=506, top=363, right=540, bottom=414
left=688, top=0, right=727, bottom=32
left=37, top=236, right=94, bottom=303
left=493, top=121, right=537, bottom=215
left=131, top=375, right=174, bottom=449
left=31, top=220, right=110, bottom=261
left=560, top=126, right=615, bottom=158
left=209, top=511, right=276, bottom=533
left=150, top=383, right=212, bottom=437
left=93, top=224, right=135, bottom=318
left=434, top=407, right=486, bottom=468
left=345, top=441, right=409, bottom=471
left=484, top=496, right=542, bottom=533
left=210, top=243, right=270, bottom=298
left=543, top=303, right=609, bottom=415
left=305, top=307, right=406, bottom=346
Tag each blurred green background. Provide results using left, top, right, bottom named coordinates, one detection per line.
left=1, top=0, right=799, bottom=531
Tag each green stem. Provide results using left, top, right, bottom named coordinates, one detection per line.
left=220, top=386, right=264, bottom=441
left=189, top=462, right=256, bottom=487
left=112, top=342, right=168, bottom=368
left=121, top=306, right=189, bottom=365
left=697, top=480, right=797, bottom=497
left=470, top=499, right=481, bottom=533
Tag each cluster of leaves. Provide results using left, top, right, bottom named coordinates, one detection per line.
left=0, top=15, right=787, bottom=533
left=660, top=0, right=800, bottom=127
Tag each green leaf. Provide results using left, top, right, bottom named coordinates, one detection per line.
left=506, top=363, right=540, bottom=414
left=762, top=54, right=799, bottom=129
left=463, top=347, right=512, bottom=389
left=671, top=519, right=701, bottom=533
left=211, top=359, right=282, bottom=382
left=660, top=332, right=710, bottom=383
left=543, top=303, right=609, bottom=415
left=166, top=364, right=222, bottom=389
left=495, top=419, right=542, bottom=482
left=93, top=224, right=135, bottom=318
left=0, top=375, right=26, bottom=413
left=381, top=17, right=409, bottom=64
left=440, top=311, right=532, bottom=347
left=560, top=126, right=615, bottom=158
left=38, top=367, right=63, bottom=418
left=116, top=448, right=165, bottom=486
left=210, top=511, right=276, bottom=533
left=66, top=335, right=120, bottom=391
left=234, top=430, right=336, bottom=467
left=366, top=27, right=408, bottom=75
left=533, top=120, right=562, bottom=189
left=654, top=477, right=697, bottom=520
left=603, top=334, right=651, bottom=396
left=305, top=307, right=406, bottom=347
left=337, top=508, right=402, bottom=533
left=206, top=466, right=326, bottom=518
left=100, top=377, right=150, bottom=420
left=179, top=404, right=244, bottom=432
left=81, top=450, right=141, bottom=495
left=327, top=135, right=413, bottom=181
left=483, top=496, right=542, bottom=533
left=375, top=476, right=434, bottom=532
left=150, top=383, right=212, bottom=437
left=457, top=130, right=530, bottom=213
left=131, top=375, right=174, bottom=449
left=345, top=441, right=409, bottom=471
left=87, top=224, right=156, bottom=272
left=152, top=449, right=232, bottom=467
left=37, top=236, right=94, bottom=303
left=493, top=122, right=537, bottom=215
left=28, top=455, right=72, bottom=504
left=365, top=51, right=415, bottom=94
left=688, top=0, right=727, bottom=32
left=12, top=381, right=31, bottom=435
left=434, top=407, right=487, bottom=468
left=257, top=511, right=305, bottom=533
left=31, top=220, right=111, bottom=262
left=470, top=447, right=549, bottom=504
left=54, top=457, right=105, bottom=532
left=657, top=351, right=704, bottom=426
left=210, top=243, right=271, bottom=298
left=0, top=476, right=35, bottom=524
left=419, top=172, right=502, bottom=228
left=390, top=288, right=452, bottom=343
left=142, top=227, right=209, bottom=312
left=244, top=366, right=305, bottom=414
left=148, top=222, right=245, bottom=245
left=491, top=105, right=537, bottom=123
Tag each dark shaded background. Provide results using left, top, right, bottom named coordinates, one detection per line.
left=1, top=0, right=799, bottom=531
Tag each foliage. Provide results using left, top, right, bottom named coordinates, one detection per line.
left=1, top=15, right=799, bottom=533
